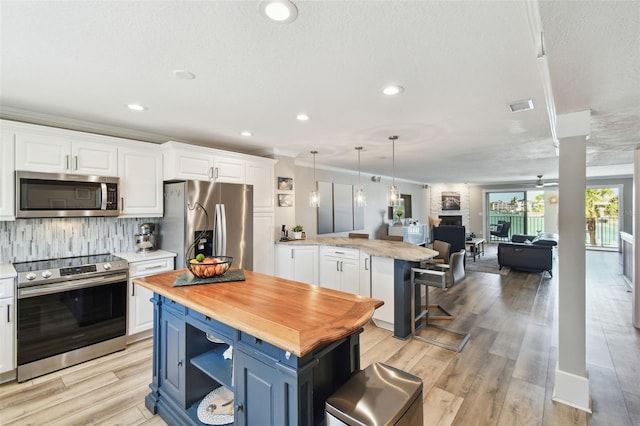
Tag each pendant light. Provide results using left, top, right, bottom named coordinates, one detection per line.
left=387, top=136, right=400, bottom=207
left=354, top=147, right=366, bottom=207
left=309, top=150, right=319, bottom=207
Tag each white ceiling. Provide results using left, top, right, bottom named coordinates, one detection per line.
left=1, top=0, right=638, bottom=185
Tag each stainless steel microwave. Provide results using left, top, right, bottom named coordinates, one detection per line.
left=16, top=171, right=120, bottom=218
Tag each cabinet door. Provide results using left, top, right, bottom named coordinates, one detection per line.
left=213, top=156, right=245, bottom=183
left=340, top=257, right=359, bottom=295
left=253, top=213, right=275, bottom=275
left=15, top=132, right=70, bottom=173
left=235, top=351, right=288, bottom=426
left=160, top=309, right=186, bottom=406
left=0, top=129, right=15, bottom=220
left=371, top=256, right=395, bottom=330
left=274, top=245, right=294, bottom=280
left=319, top=253, right=341, bottom=291
left=246, top=160, right=275, bottom=211
left=128, top=279, right=155, bottom=335
left=293, top=247, right=318, bottom=285
left=173, top=150, right=216, bottom=181
left=359, top=251, right=371, bottom=297
left=71, top=140, right=118, bottom=176
left=0, top=297, right=15, bottom=375
left=118, top=145, right=163, bottom=217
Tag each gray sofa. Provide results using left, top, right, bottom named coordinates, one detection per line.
left=497, top=233, right=558, bottom=276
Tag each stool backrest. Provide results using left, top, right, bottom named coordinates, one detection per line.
left=450, top=249, right=466, bottom=285
left=433, top=240, right=451, bottom=263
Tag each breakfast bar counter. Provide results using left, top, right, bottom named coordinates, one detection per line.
left=133, top=269, right=383, bottom=425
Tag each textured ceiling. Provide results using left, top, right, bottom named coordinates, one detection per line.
left=1, top=0, right=638, bottom=185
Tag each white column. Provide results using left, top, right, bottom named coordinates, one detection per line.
left=633, top=150, right=640, bottom=328
left=553, top=110, right=591, bottom=413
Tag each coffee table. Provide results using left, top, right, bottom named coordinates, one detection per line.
left=466, top=237, right=486, bottom=262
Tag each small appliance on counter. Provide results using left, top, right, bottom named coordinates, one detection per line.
left=135, top=222, right=157, bottom=253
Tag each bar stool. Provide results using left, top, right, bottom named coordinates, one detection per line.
left=410, top=267, right=471, bottom=352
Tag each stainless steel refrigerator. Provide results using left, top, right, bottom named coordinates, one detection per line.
left=159, top=180, right=253, bottom=271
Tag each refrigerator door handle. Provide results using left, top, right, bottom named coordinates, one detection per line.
left=215, top=203, right=227, bottom=256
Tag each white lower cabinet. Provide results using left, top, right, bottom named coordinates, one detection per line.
left=319, top=246, right=359, bottom=294
left=371, top=256, right=395, bottom=331
left=275, top=244, right=318, bottom=285
left=115, top=252, right=176, bottom=341
left=359, top=251, right=371, bottom=297
left=0, top=278, right=16, bottom=382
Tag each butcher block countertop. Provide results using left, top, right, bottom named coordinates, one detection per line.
left=133, top=269, right=383, bottom=357
left=278, top=237, right=438, bottom=262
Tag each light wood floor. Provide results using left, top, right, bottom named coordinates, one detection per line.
left=1, top=250, right=638, bottom=425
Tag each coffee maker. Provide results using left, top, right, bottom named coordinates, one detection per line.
left=135, top=223, right=157, bottom=253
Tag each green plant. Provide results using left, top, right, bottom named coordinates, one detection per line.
left=292, top=225, right=304, bottom=232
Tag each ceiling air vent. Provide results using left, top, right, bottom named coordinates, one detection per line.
left=508, top=99, right=534, bottom=113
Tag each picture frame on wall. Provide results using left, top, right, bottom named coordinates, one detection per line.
left=442, top=191, right=461, bottom=210
left=277, top=177, right=293, bottom=191
left=278, top=193, right=293, bottom=207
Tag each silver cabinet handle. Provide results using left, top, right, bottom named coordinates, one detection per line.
left=65, top=155, right=70, bottom=170
left=7, top=304, right=10, bottom=323
left=120, top=197, right=124, bottom=213
left=340, top=261, right=344, bottom=272
left=74, top=155, right=78, bottom=171
left=336, top=260, right=340, bottom=271
left=144, top=264, right=164, bottom=270
left=291, top=249, right=294, bottom=259
left=365, top=257, right=369, bottom=270
left=131, top=283, right=135, bottom=297
left=214, top=167, right=219, bottom=179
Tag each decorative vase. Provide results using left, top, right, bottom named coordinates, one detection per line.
left=293, top=231, right=302, bottom=239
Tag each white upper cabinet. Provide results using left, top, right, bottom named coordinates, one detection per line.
left=117, top=142, right=163, bottom=217
left=162, top=141, right=247, bottom=183
left=246, top=158, right=277, bottom=211
left=214, top=156, right=245, bottom=183
left=15, top=126, right=117, bottom=176
left=0, top=128, right=15, bottom=221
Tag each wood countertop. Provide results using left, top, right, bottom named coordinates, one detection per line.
left=277, top=237, right=437, bottom=262
left=133, top=269, right=383, bottom=358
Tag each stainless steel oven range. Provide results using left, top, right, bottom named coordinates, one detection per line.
left=13, top=254, right=128, bottom=382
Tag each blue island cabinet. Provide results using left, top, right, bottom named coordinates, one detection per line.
left=145, top=294, right=361, bottom=426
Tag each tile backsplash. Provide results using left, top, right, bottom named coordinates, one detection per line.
left=1, top=217, right=160, bottom=263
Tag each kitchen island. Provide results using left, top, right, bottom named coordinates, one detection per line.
left=276, top=237, right=438, bottom=339
left=133, top=269, right=383, bottom=426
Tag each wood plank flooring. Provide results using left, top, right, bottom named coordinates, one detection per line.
left=1, top=249, right=638, bottom=425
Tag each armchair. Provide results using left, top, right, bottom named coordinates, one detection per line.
left=490, top=220, right=511, bottom=241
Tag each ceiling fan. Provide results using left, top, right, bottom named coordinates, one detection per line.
left=534, top=175, right=559, bottom=188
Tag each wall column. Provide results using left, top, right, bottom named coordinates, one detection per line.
left=632, top=150, right=640, bottom=328
left=553, top=110, right=591, bottom=413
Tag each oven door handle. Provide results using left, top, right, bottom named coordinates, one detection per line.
left=18, top=273, right=128, bottom=299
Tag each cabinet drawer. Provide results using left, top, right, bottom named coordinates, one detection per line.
left=321, top=246, right=359, bottom=260
left=161, top=296, right=187, bottom=316
left=186, top=310, right=235, bottom=342
left=238, top=331, right=296, bottom=367
left=129, top=257, right=174, bottom=278
left=0, top=278, right=14, bottom=298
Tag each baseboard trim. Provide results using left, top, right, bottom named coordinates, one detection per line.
left=552, top=364, right=592, bottom=413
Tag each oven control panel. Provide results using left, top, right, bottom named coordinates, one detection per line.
left=61, top=265, right=97, bottom=276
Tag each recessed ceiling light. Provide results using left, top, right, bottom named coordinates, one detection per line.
left=258, top=0, right=298, bottom=24
left=508, top=99, right=534, bottom=112
left=127, top=103, right=147, bottom=111
left=296, top=113, right=310, bottom=121
left=383, top=85, right=404, bottom=96
left=240, top=131, right=252, bottom=137
left=173, top=70, right=196, bottom=80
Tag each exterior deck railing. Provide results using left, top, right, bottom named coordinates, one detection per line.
left=488, top=213, right=619, bottom=248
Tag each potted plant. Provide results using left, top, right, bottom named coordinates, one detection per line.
left=292, top=225, right=304, bottom=239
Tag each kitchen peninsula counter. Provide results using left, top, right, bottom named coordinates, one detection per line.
left=133, top=269, right=383, bottom=425
left=278, top=236, right=438, bottom=261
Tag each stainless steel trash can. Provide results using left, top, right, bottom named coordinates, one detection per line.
left=325, top=362, right=423, bottom=426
